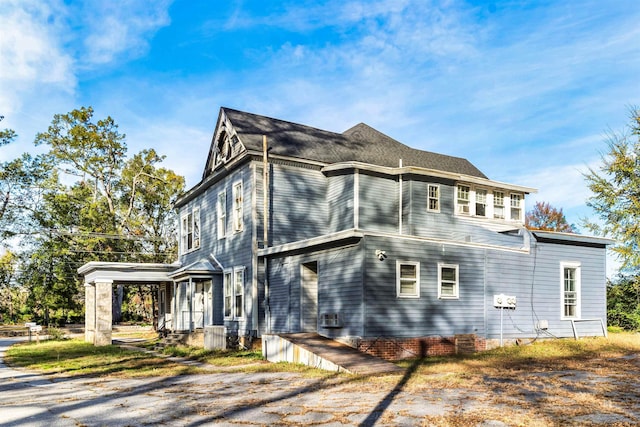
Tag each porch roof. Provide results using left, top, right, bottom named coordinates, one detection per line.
left=78, top=261, right=181, bottom=285
left=168, top=259, right=221, bottom=281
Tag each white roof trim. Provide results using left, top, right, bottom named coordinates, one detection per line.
left=322, top=161, right=538, bottom=194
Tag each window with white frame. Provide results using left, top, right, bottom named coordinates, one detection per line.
left=396, top=261, right=420, bottom=298
left=223, top=271, right=232, bottom=318
left=223, top=268, right=245, bottom=319
left=427, top=184, right=440, bottom=212
left=561, top=262, right=581, bottom=319
left=494, top=191, right=505, bottom=219
left=438, top=263, right=459, bottom=299
left=510, top=193, right=523, bottom=221
left=217, top=190, right=226, bottom=238
left=234, top=268, right=244, bottom=318
left=233, top=181, right=243, bottom=232
left=180, top=207, right=200, bottom=253
left=475, top=189, right=488, bottom=217
left=457, top=185, right=470, bottom=215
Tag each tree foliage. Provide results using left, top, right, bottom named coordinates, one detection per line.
left=584, top=107, right=640, bottom=270
left=607, top=275, right=640, bottom=331
left=525, top=201, right=576, bottom=232
left=1, top=107, right=185, bottom=325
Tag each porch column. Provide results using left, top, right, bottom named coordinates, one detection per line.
left=94, top=280, right=113, bottom=346
left=172, top=281, right=177, bottom=331
left=84, top=282, right=96, bottom=344
left=189, top=278, right=194, bottom=332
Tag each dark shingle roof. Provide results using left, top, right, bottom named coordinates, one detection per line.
left=222, top=107, right=487, bottom=178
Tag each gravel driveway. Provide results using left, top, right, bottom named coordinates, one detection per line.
left=1, top=337, right=639, bottom=426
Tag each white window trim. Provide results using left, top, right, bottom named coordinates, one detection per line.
left=180, top=207, right=201, bottom=254
left=475, top=188, right=488, bottom=218
left=396, top=261, right=420, bottom=298
left=493, top=191, right=505, bottom=220
left=232, top=180, right=244, bottom=233
left=510, top=193, right=524, bottom=222
left=438, top=263, right=459, bottom=299
left=217, top=190, right=227, bottom=239
left=560, top=261, right=581, bottom=320
left=233, top=267, right=245, bottom=319
left=427, top=184, right=440, bottom=213
left=223, top=267, right=245, bottom=320
left=223, top=270, right=232, bottom=319
left=456, top=185, right=471, bottom=215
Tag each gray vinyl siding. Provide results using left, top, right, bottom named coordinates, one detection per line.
left=407, top=178, right=525, bottom=249
left=485, top=240, right=607, bottom=339
left=266, top=162, right=328, bottom=245
left=266, top=244, right=364, bottom=337
left=327, top=173, right=354, bottom=232
left=358, top=173, right=398, bottom=233
left=178, top=164, right=256, bottom=334
left=362, top=235, right=485, bottom=338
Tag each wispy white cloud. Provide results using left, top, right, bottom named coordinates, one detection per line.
left=79, top=0, right=173, bottom=66
left=0, top=0, right=75, bottom=114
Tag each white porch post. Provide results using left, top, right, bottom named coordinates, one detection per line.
left=173, top=281, right=177, bottom=331
left=94, top=280, right=113, bottom=346
left=84, top=282, right=96, bottom=344
left=189, top=278, right=194, bottom=332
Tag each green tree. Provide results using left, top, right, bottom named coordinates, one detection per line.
left=584, top=107, right=640, bottom=270
left=525, top=201, right=576, bottom=232
left=19, top=106, right=185, bottom=325
left=607, top=275, right=640, bottom=331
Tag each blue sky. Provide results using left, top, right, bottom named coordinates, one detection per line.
left=1, top=0, right=640, bottom=232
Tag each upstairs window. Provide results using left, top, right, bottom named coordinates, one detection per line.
left=217, top=190, right=226, bottom=239
left=510, top=194, right=523, bottom=221
left=396, top=261, right=420, bottom=298
left=475, top=189, right=487, bottom=217
left=438, top=263, right=459, bottom=299
left=457, top=185, right=470, bottom=215
left=427, top=184, right=440, bottom=212
left=180, top=207, right=200, bottom=253
left=233, top=181, right=243, bottom=233
left=494, top=191, right=505, bottom=219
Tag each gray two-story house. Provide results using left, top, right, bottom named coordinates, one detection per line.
left=81, top=107, right=610, bottom=359
left=165, top=107, right=610, bottom=358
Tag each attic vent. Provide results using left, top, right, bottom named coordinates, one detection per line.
left=320, top=313, right=342, bottom=328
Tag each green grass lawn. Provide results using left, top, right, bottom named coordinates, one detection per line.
left=5, top=332, right=640, bottom=380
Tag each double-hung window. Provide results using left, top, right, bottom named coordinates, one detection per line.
left=217, top=190, right=226, bottom=239
left=223, top=267, right=245, bottom=319
left=494, top=191, right=505, bottom=219
left=396, top=261, right=420, bottom=298
left=438, top=263, right=459, bottom=299
left=180, top=207, right=200, bottom=253
left=561, top=262, right=581, bottom=319
left=233, top=181, right=243, bottom=233
left=475, top=189, right=487, bottom=217
left=427, top=184, right=440, bottom=212
left=457, top=185, right=470, bottom=215
left=510, top=193, right=523, bottom=221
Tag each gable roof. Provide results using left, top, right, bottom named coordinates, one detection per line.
left=219, top=107, right=488, bottom=178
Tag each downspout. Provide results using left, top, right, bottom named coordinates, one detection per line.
left=398, top=159, right=403, bottom=234
left=354, top=169, right=359, bottom=229
left=263, top=135, right=270, bottom=333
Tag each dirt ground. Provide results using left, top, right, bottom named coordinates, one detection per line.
left=2, top=337, right=640, bottom=426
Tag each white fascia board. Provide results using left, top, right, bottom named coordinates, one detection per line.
left=258, top=229, right=364, bottom=257
left=322, top=162, right=538, bottom=194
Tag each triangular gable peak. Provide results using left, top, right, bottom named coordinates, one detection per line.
left=203, top=109, right=247, bottom=179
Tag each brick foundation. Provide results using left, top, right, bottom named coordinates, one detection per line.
left=357, top=334, right=486, bottom=361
